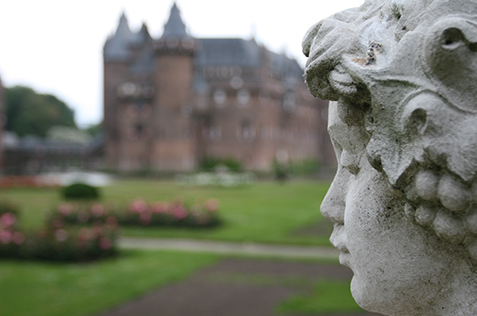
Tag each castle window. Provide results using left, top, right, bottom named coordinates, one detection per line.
left=237, top=89, right=251, bottom=107
left=118, top=82, right=139, bottom=98
left=237, top=121, right=255, bottom=143
left=220, top=67, right=228, bottom=78
left=209, top=126, right=222, bottom=142
left=213, top=89, right=227, bottom=107
left=230, top=76, right=244, bottom=89
left=259, top=91, right=271, bottom=105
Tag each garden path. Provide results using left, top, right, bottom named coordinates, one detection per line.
left=96, top=257, right=382, bottom=316
left=119, top=237, right=339, bottom=259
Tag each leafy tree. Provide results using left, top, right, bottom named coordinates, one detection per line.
left=4, top=86, right=76, bottom=137
left=85, top=122, right=103, bottom=138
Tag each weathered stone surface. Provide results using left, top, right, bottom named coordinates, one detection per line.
left=303, top=0, right=477, bottom=315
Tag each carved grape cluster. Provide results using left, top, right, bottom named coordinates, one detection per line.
left=404, top=167, right=477, bottom=264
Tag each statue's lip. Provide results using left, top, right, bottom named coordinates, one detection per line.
left=339, top=252, right=351, bottom=268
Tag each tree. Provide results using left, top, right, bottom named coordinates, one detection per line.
left=4, top=86, right=76, bottom=137
left=85, top=122, right=103, bottom=138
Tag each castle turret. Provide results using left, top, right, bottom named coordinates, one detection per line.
left=151, top=2, right=198, bottom=171
left=103, top=13, right=133, bottom=168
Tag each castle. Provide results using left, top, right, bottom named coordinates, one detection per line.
left=103, top=3, right=332, bottom=172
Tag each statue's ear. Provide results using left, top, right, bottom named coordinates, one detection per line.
left=424, top=17, right=477, bottom=82
left=400, top=94, right=429, bottom=139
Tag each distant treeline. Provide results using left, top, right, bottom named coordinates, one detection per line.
left=4, top=86, right=101, bottom=138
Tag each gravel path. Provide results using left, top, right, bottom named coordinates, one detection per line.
left=119, top=237, right=340, bottom=260
left=95, top=256, right=383, bottom=316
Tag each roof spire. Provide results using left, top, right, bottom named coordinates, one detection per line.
left=103, top=11, right=133, bottom=62
left=161, top=2, right=190, bottom=39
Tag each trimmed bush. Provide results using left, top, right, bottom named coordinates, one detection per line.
left=62, top=183, right=100, bottom=200
left=119, top=198, right=221, bottom=228
left=50, top=198, right=222, bottom=229
left=0, top=201, right=118, bottom=262
left=0, top=225, right=118, bottom=262
left=200, top=157, right=243, bottom=172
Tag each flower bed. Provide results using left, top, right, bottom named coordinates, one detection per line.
left=0, top=176, right=59, bottom=189
left=0, top=202, right=118, bottom=262
left=52, top=198, right=222, bottom=228
left=121, top=198, right=221, bottom=227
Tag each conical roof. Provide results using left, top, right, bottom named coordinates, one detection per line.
left=130, top=23, right=152, bottom=47
left=104, top=12, right=133, bottom=61
left=161, top=2, right=190, bottom=39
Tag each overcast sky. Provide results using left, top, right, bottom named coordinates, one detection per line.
left=0, top=0, right=364, bottom=127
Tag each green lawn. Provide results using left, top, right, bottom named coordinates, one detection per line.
left=0, top=250, right=219, bottom=316
left=0, top=179, right=349, bottom=316
left=277, top=279, right=362, bottom=314
left=1, top=179, right=332, bottom=246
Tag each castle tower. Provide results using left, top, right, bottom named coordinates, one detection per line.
left=103, top=13, right=133, bottom=168
left=151, top=3, right=198, bottom=171
left=104, top=13, right=154, bottom=171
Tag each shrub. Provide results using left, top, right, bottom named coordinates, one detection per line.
left=0, top=202, right=118, bottom=262
left=119, top=198, right=221, bottom=228
left=0, top=200, right=20, bottom=216
left=200, top=157, right=243, bottom=172
left=62, top=183, right=100, bottom=200
left=0, top=176, right=58, bottom=189
left=288, top=158, right=321, bottom=176
left=50, top=198, right=222, bottom=229
left=0, top=224, right=118, bottom=262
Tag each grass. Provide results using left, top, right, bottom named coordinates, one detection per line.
left=277, top=279, right=363, bottom=314
left=0, top=179, right=349, bottom=316
left=0, top=179, right=332, bottom=246
left=0, top=249, right=219, bottom=316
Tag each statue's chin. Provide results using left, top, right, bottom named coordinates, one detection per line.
left=350, top=276, right=385, bottom=315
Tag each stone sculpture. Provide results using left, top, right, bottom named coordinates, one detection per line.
left=302, top=0, right=477, bottom=315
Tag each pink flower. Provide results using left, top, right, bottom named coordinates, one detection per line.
left=57, top=203, right=72, bottom=216
left=190, top=204, right=203, bottom=215
left=12, top=231, right=25, bottom=245
left=0, top=213, right=16, bottom=228
left=171, top=195, right=185, bottom=205
left=78, top=227, right=93, bottom=241
left=0, top=230, right=12, bottom=244
left=92, top=224, right=104, bottom=237
left=130, top=199, right=148, bottom=213
left=105, top=216, right=118, bottom=229
left=99, top=237, right=112, bottom=250
left=139, top=212, right=152, bottom=225
left=52, top=217, right=65, bottom=228
left=172, top=206, right=188, bottom=220
left=55, top=229, right=68, bottom=242
left=150, top=202, right=170, bottom=214
left=204, top=199, right=220, bottom=212
left=77, top=210, right=90, bottom=223
left=91, top=204, right=104, bottom=217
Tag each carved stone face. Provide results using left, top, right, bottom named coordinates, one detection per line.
left=323, top=102, right=464, bottom=315
left=304, top=0, right=477, bottom=314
